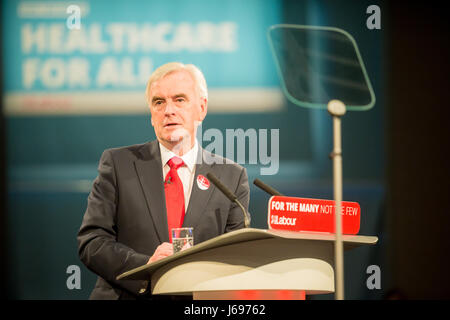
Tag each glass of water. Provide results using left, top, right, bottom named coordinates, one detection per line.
left=171, top=227, right=194, bottom=253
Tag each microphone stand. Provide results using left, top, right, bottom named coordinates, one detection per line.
left=328, top=99, right=346, bottom=300
left=236, top=200, right=251, bottom=229
left=206, top=172, right=251, bottom=228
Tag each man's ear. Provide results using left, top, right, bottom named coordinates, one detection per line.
left=150, top=113, right=154, bottom=127
left=198, top=97, right=208, bottom=121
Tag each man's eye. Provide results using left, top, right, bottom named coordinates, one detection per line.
left=176, top=98, right=185, bottom=102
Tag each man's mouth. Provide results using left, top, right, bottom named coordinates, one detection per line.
left=164, top=123, right=181, bottom=127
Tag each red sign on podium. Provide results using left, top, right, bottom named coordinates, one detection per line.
left=267, top=196, right=361, bottom=234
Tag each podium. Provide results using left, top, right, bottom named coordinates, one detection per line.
left=117, top=228, right=377, bottom=300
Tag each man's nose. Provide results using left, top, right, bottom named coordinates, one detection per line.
left=164, top=100, right=177, bottom=114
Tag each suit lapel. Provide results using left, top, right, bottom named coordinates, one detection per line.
left=183, top=148, right=216, bottom=229
left=134, top=141, right=169, bottom=243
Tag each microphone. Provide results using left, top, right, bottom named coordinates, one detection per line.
left=206, top=172, right=250, bottom=228
left=253, top=178, right=284, bottom=196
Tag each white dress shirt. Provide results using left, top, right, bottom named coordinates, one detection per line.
left=159, top=140, right=198, bottom=209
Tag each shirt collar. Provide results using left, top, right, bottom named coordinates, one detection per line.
left=159, top=139, right=198, bottom=173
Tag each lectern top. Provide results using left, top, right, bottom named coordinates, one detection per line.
left=116, top=228, right=377, bottom=281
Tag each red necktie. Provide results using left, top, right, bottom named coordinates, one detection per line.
left=164, top=157, right=185, bottom=242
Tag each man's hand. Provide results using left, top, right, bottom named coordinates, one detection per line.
left=147, top=242, right=173, bottom=264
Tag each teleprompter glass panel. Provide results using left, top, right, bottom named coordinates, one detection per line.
left=268, top=24, right=375, bottom=110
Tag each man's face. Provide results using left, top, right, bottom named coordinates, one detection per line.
left=149, top=70, right=207, bottom=150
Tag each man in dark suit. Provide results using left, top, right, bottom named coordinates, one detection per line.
left=77, top=62, right=250, bottom=300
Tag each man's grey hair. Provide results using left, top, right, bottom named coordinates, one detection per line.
left=145, top=62, right=208, bottom=105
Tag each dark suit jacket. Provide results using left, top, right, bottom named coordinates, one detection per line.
left=77, top=140, right=250, bottom=300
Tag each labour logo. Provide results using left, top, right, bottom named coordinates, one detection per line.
left=196, top=174, right=210, bottom=190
